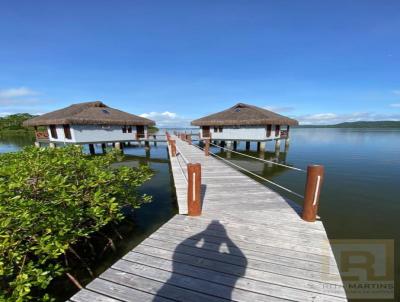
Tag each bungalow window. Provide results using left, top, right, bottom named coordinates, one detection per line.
left=266, top=125, right=272, bottom=137
left=122, top=126, right=127, bottom=133
left=275, top=125, right=280, bottom=136
left=49, top=125, right=58, bottom=139
left=218, top=127, right=223, bottom=133
left=128, top=126, right=132, bottom=133
left=63, top=124, right=72, bottom=139
left=214, top=127, right=218, bottom=133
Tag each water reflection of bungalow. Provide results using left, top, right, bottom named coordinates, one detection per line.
left=191, top=103, right=298, bottom=151
left=23, top=101, right=155, bottom=153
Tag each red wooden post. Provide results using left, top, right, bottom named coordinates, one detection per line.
left=187, top=163, right=202, bottom=216
left=170, top=140, right=176, bottom=157
left=204, top=139, right=210, bottom=156
left=302, top=165, right=324, bottom=222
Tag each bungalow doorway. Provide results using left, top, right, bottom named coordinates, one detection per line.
left=137, top=125, right=145, bottom=139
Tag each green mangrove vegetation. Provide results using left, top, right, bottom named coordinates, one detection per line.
left=148, top=125, right=159, bottom=134
left=0, top=146, right=153, bottom=301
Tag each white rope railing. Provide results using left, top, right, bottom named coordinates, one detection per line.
left=171, top=143, right=189, bottom=183
left=176, top=154, right=188, bottom=184
left=175, top=144, right=189, bottom=164
left=208, top=142, right=305, bottom=172
left=192, top=143, right=304, bottom=199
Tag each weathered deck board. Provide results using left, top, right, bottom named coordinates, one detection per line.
left=69, top=135, right=347, bottom=301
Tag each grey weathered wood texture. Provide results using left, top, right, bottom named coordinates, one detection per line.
left=69, top=135, right=347, bottom=301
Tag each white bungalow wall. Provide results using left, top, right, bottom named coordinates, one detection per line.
left=47, top=125, right=147, bottom=143
left=200, top=125, right=284, bottom=141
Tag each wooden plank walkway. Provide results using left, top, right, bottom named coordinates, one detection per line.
left=70, top=135, right=347, bottom=302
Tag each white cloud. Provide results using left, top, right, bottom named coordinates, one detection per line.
left=392, top=90, right=400, bottom=95
left=0, top=87, right=40, bottom=106
left=295, top=112, right=400, bottom=125
left=0, top=87, right=38, bottom=98
left=390, top=103, right=400, bottom=108
left=140, top=111, right=192, bottom=127
left=263, top=106, right=294, bottom=113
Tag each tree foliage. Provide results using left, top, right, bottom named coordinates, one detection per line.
left=0, top=146, right=153, bottom=301
left=148, top=126, right=159, bottom=134
left=0, top=114, right=35, bottom=132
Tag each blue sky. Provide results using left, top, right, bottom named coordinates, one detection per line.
left=1, top=0, right=400, bottom=126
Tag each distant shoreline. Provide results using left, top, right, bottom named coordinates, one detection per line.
left=295, top=121, right=400, bottom=129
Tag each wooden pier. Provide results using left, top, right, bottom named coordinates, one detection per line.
left=70, top=135, right=347, bottom=302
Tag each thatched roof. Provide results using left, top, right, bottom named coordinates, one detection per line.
left=23, top=101, right=155, bottom=127
left=191, top=103, right=299, bottom=126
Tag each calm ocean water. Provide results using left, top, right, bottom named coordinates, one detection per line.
left=1, top=128, right=399, bottom=300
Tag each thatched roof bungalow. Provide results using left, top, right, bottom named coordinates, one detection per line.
left=191, top=103, right=298, bottom=141
left=23, top=101, right=155, bottom=144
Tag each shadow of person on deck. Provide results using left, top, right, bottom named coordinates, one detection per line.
left=154, top=220, right=247, bottom=301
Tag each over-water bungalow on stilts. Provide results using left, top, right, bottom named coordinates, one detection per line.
left=23, top=101, right=155, bottom=154
left=191, top=103, right=298, bottom=153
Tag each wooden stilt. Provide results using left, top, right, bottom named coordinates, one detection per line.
left=275, top=139, right=281, bottom=152
left=89, top=144, right=95, bottom=155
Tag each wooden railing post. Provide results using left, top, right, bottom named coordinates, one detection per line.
left=302, top=165, right=324, bottom=222
left=187, top=163, right=202, bottom=216
left=170, top=140, right=176, bottom=157
left=187, top=135, right=192, bottom=145
left=204, top=139, right=210, bottom=156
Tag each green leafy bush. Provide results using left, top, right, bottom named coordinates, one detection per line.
left=0, top=146, right=153, bottom=301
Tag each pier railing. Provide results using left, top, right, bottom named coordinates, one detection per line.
left=35, top=131, right=49, bottom=141
left=280, top=130, right=288, bottom=138
left=136, top=133, right=148, bottom=140
left=176, top=133, right=324, bottom=222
